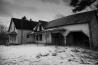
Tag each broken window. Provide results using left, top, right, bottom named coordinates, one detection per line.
left=34, top=34, right=42, bottom=41
left=27, top=34, right=29, bottom=38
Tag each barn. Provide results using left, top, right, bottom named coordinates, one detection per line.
left=44, top=10, right=98, bottom=49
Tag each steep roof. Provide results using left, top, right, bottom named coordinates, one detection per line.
left=39, top=20, right=48, bottom=28
left=33, top=20, right=48, bottom=32
left=11, top=18, right=38, bottom=30
left=46, top=10, right=97, bottom=29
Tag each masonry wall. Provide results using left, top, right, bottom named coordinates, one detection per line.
left=90, top=15, right=98, bottom=48
left=46, top=23, right=90, bottom=45
left=63, top=23, right=90, bottom=46
left=63, top=23, right=90, bottom=37
left=46, top=32, right=52, bottom=44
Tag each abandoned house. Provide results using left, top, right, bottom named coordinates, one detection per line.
left=8, top=16, right=47, bottom=44
left=8, top=10, right=98, bottom=49
left=43, top=10, right=98, bottom=49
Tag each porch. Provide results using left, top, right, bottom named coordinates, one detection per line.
left=8, top=31, right=17, bottom=44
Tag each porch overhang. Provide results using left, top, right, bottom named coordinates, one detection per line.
left=46, top=28, right=66, bottom=33
left=29, top=28, right=66, bottom=35
left=29, top=31, right=45, bottom=35
left=8, top=31, right=17, bottom=35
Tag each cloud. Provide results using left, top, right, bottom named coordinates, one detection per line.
left=0, top=0, right=12, bottom=17
left=54, top=13, right=65, bottom=19
left=0, top=0, right=39, bottom=17
left=0, top=0, right=41, bottom=26
left=62, top=0, right=71, bottom=6
left=0, top=0, right=73, bottom=26
left=0, top=16, right=10, bottom=27
left=41, top=0, right=61, bottom=4
left=41, top=0, right=71, bottom=5
left=62, top=0, right=71, bottom=3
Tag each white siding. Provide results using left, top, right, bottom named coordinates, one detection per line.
left=17, top=30, right=33, bottom=44
left=46, top=23, right=90, bottom=44
left=8, top=21, right=18, bottom=44
left=63, top=23, right=90, bottom=37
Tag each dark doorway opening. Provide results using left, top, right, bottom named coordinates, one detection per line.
left=66, top=31, right=90, bottom=48
left=51, top=33, right=65, bottom=46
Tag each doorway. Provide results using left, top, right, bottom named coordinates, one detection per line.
left=51, top=33, right=65, bottom=46
left=66, top=31, right=90, bottom=48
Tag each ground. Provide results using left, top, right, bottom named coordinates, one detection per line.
left=0, top=44, right=98, bottom=65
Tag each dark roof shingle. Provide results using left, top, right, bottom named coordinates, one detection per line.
left=46, top=10, right=97, bottom=28
left=12, top=18, right=38, bottom=30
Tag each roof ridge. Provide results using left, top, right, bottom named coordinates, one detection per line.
left=50, top=10, right=96, bottom=22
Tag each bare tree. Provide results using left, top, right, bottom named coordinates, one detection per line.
left=0, top=24, right=8, bottom=45
left=0, top=24, right=7, bottom=32
left=70, top=0, right=97, bottom=12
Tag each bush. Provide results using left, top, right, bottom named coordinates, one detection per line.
left=0, top=32, right=9, bottom=45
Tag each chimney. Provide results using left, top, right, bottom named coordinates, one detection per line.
left=22, top=16, right=26, bottom=20
left=30, top=18, right=32, bottom=21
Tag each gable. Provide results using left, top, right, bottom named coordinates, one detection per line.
left=8, top=19, right=17, bottom=32
left=33, top=20, right=48, bottom=32
left=33, top=22, right=44, bottom=32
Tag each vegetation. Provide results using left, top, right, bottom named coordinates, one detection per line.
left=70, top=0, right=98, bottom=12
left=0, top=24, right=8, bottom=45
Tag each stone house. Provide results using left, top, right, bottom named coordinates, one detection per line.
left=44, top=10, right=98, bottom=49
left=8, top=10, right=98, bottom=49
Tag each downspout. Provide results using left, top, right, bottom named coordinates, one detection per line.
left=88, top=22, right=93, bottom=49
left=21, top=20, right=23, bottom=44
left=45, top=30, right=47, bottom=45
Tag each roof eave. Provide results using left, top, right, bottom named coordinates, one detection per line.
left=46, top=22, right=89, bottom=29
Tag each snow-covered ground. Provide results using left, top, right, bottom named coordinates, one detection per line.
left=0, top=44, right=98, bottom=65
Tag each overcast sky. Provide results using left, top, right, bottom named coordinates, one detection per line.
left=0, top=0, right=93, bottom=27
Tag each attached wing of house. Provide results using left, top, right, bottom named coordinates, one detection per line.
left=30, top=20, right=48, bottom=43
left=45, top=10, right=98, bottom=48
left=46, top=10, right=97, bottom=28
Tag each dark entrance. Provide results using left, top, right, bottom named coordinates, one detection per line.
left=51, top=33, right=65, bottom=46
left=66, top=31, right=90, bottom=48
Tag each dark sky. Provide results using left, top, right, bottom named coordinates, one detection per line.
left=0, top=0, right=93, bottom=26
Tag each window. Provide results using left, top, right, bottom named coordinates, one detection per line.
left=36, top=35, right=39, bottom=40
left=39, top=34, right=42, bottom=41
left=12, top=36, right=16, bottom=42
left=34, top=34, right=42, bottom=41
left=10, top=35, right=16, bottom=43
left=27, top=34, right=29, bottom=38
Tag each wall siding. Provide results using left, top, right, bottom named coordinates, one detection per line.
left=17, top=30, right=33, bottom=44
left=8, top=21, right=18, bottom=44
left=35, top=33, right=46, bottom=44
